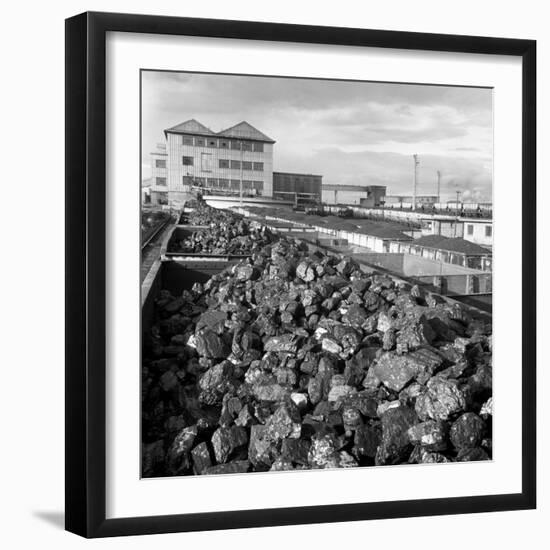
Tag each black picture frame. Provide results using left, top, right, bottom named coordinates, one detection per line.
left=65, top=11, right=536, bottom=538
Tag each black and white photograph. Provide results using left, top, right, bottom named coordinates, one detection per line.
left=141, top=70, right=494, bottom=478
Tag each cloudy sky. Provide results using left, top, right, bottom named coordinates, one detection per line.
left=142, top=71, right=493, bottom=202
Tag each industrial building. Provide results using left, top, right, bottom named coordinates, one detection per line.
left=149, top=119, right=322, bottom=207
left=321, top=184, right=386, bottom=207
left=273, top=172, right=322, bottom=206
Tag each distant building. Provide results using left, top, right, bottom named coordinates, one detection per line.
left=421, top=216, right=493, bottom=249
left=461, top=218, right=493, bottom=248
left=273, top=172, right=322, bottom=206
left=322, top=184, right=387, bottom=207
left=150, top=144, right=168, bottom=205
left=148, top=119, right=321, bottom=208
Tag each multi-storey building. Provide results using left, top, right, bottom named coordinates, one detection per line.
left=148, top=119, right=325, bottom=207
left=149, top=119, right=274, bottom=207
left=150, top=143, right=168, bottom=205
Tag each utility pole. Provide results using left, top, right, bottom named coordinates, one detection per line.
left=437, top=170, right=441, bottom=204
left=413, top=154, right=419, bottom=210
left=455, top=190, right=461, bottom=216
left=239, top=141, right=243, bottom=207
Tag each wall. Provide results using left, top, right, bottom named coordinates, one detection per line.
left=463, top=220, right=493, bottom=248
left=150, top=148, right=168, bottom=204
left=3, top=2, right=547, bottom=550
left=273, top=172, right=322, bottom=202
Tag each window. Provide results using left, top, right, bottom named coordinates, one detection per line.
left=253, top=181, right=264, bottom=194
left=230, top=179, right=240, bottom=190
left=219, top=178, right=229, bottom=188
left=231, top=160, right=241, bottom=170
left=467, top=224, right=474, bottom=235
left=242, top=141, right=252, bottom=151
left=207, top=178, right=218, bottom=187
left=182, top=176, right=193, bottom=187
left=182, top=136, right=194, bottom=146
left=201, top=153, right=213, bottom=172
left=253, top=142, right=264, bottom=153
left=242, top=161, right=252, bottom=171
left=253, top=162, right=264, bottom=172
left=230, top=140, right=241, bottom=150
left=155, top=177, right=166, bottom=186
left=155, top=159, right=166, bottom=168
left=182, top=156, right=193, bottom=166
left=195, top=137, right=205, bottom=147
left=219, top=140, right=229, bottom=149
left=207, top=139, right=217, bottom=148
left=485, top=225, right=492, bottom=237
left=242, top=180, right=253, bottom=189
left=219, top=159, right=230, bottom=169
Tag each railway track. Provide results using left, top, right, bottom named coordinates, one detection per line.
left=141, top=217, right=171, bottom=251
left=141, top=218, right=173, bottom=284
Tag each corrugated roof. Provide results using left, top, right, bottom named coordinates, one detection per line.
left=217, top=121, right=275, bottom=143
left=414, top=235, right=491, bottom=255
left=165, top=119, right=215, bottom=136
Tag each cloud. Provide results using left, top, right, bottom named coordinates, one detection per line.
left=141, top=70, right=493, bottom=201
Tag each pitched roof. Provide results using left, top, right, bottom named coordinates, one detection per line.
left=217, top=121, right=275, bottom=143
left=164, top=119, right=215, bottom=136
left=413, top=235, right=491, bottom=255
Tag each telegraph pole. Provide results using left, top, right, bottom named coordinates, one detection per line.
left=455, top=190, right=461, bottom=216
left=413, top=154, right=419, bottom=210
left=239, top=141, right=243, bottom=207
left=437, top=170, right=441, bottom=204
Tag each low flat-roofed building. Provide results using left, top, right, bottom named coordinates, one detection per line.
left=461, top=218, right=493, bottom=248
left=399, top=234, right=492, bottom=271
left=420, top=216, right=493, bottom=248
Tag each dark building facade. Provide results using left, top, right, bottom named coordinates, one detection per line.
left=272, top=171, right=323, bottom=206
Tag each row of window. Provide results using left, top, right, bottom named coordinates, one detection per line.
left=218, top=159, right=264, bottom=171
left=182, top=156, right=263, bottom=171
left=184, top=176, right=264, bottom=190
left=181, top=135, right=264, bottom=152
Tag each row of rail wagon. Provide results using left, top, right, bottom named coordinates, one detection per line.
left=140, top=201, right=493, bottom=479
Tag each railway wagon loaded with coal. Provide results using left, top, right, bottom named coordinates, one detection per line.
left=141, top=202, right=493, bottom=478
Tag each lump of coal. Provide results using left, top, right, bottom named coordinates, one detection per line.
left=415, top=377, right=466, bottom=421
left=376, top=405, right=417, bottom=465
left=450, top=412, right=485, bottom=450
left=407, top=420, right=448, bottom=451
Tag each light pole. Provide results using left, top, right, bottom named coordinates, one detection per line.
left=239, top=141, right=243, bottom=207
left=413, top=154, right=419, bottom=210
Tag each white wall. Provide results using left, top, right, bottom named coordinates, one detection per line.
left=463, top=220, right=493, bottom=248
left=1, top=1, right=547, bottom=549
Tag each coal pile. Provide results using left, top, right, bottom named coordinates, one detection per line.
left=169, top=207, right=277, bottom=256
left=142, top=215, right=492, bottom=477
